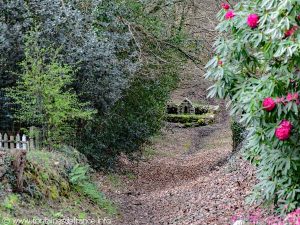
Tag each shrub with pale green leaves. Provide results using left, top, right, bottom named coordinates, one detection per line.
left=206, top=0, right=300, bottom=213
left=7, top=31, right=95, bottom=147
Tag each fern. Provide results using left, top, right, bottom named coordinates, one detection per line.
left=80, top=182, right=117, bottom=215
left=69, top=164, right=89, bottom=185
left=69, top=164, right=117, bottom=215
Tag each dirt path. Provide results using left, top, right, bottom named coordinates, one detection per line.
left=98, top=1, right=257, bottom=224
left=98, top=107, right=256, bottom=225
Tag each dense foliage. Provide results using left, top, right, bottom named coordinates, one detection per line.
left=0, top=0, right=137, bottom=113
left=206, top=0, right=300, bottom=213
left=6, top=31, right=94, bottom=147
left=79, top=0, right=192, bottom=168
left=80, top=73, right=179, bottom=167
left=0, top=0, right=195, bottom=168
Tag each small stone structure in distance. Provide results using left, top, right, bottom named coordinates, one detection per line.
left=165, top=98, right=219, bottom=128
left=166, top=98, right=218, bottom=115
left=179, top=98, right=195, bottom=114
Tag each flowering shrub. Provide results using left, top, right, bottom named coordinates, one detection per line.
left=206, top=0, right=300, bottom=213
left=231, top=208, right=300, bottom=224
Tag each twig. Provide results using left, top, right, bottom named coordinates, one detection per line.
left=119, top=17, right=143, bottom=62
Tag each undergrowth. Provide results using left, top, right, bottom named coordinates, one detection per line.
left=0, top=148, right=117, bottom=223
left=69, top=164, right=117, bottom=215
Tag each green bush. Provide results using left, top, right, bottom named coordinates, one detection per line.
left=75, top=0, right=202, bottom=169
left=6, top=31, right=94, bottom=148
left=79, top=72, right=178, bottom=168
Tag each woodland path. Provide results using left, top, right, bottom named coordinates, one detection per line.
left=99, top=1, right=256, bottom=224
left=99, top=109, right=256, bottom=225
left=99, top=67, right=257, bottom=225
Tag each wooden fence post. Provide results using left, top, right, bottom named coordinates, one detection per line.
left=9, top=135, right=14, bottom=149
left=4, top=133, right=8, bottom=149
left=16, top=134, right=21, bottom=149
left=35, top=128, right=40, bottom=150
left=22, top=135, right=27, bottom=150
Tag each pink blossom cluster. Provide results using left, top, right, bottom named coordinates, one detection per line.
left=231, top=208, right=300, bottom=224
left=275, top=120, right=293, bottom=141
left=262, top=92, right=299, bottom=141
left=247, top=14, right=260, bottom=28
left=285, top=208, right=300, bottom=225
left=221, top=3, right=230, bottom=10
left=271, top=92, right=300, bottom=105
left=222, top=3, right=260, bottom=29
left=262, top=93, right=299, bottom=111
left=225, top=10, right=235, bottom=20
left=262, top=97, right=276, bottom=111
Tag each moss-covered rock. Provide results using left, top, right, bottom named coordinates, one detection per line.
left=165, top=113, right=215, bottom=126
left=0, top=148, right=117, bottom=221
left=194, top=104, right=220, bottom=115
left=166, top=101, right=219, bottom=115
left=24, top=158, right=71, bottom=200
left=22, top=148, right=87, bottom=200
left=194, top=105, right=209, bottom=114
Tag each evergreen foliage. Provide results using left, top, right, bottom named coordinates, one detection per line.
left=0, top=0, right=137, bottom=112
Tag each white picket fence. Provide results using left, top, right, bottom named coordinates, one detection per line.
left=0, top=133, right=32, bottom=151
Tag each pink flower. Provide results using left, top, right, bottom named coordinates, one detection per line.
left=221, top=3, right=230, bottom=10
left=225, top=10, right=235, bottom=20
left=275, top=97, right=285, bottom=104
left=262, top=97, right=276, bottom=111
left=231, top=215, right=238, bottom=222
left=218, top=60, right=223, bottom=66
left=275, top=120, right=292, bottom=141
left=284, top=26, right=298, bottom=38
left=286, top=92, right=299, bottom=102
left=280, top=120, right=293, bottom=129
left=249, top=214, right=259, bottom=223
left=247, top=14, right=259, bottom=28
